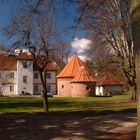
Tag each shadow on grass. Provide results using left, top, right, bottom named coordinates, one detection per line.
left=0, top=99, right=112, bottom=112
left=0, top=108, right=136, bottom=140
left=0, top=101, right=43, bottom=108
left=57, top=108, right=137, bottom=116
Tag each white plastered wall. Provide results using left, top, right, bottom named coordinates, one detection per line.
left=17, top=60, right=33, bottom=95
left=33, top=71, right=56, bottom=95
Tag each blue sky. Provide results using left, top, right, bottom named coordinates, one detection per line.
left=0, top=1, right=91, bottom=59
left=0, top=2, right=11, bottom=44
left=0, top=2, right=85, bottom=45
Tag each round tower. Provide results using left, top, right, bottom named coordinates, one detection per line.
left=57, top=55, right=84, bottom=97
left=71, top=66, right=96, bottom=97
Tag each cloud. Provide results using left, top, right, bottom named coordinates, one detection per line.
left=78, top=55, right=91, bottom=62
left=71, top=37, right=92, bottom=54
left=68, top=54, right=91, bottom=62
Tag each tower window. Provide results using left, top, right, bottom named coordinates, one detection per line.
left=10, top=85, right=14, bottom=92
left=86, top=86, right=89, bottom=90
left=23, top=61, right=27, bottom=68
left=23, top=76, right=27, bottom=83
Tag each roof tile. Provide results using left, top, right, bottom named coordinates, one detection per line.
left=97, top=72, right=123, bottom=86
left=0, top=54, right=17, bottom=71
left=0, top=53, right=57, bottom=71
left=71, top=66, right=96, bottom=83
left=57, top=55, right=84, bottom=78
left=16, top=52, right=33, bottom=60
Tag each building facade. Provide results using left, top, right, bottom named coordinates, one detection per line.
left=0, top=53, right=57, bottom=95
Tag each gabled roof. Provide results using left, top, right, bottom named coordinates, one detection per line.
left=0, top=53, right=57, bottom=71
left=16, top=52, right=33, bottom=60
left=0, top=54, right=17, bottom=71
left=57, top=55, right=84, bottom=78
left=97, top=72, right=123, bottom=86
left=33, top=62, right=57, bottom=71
left=71, top=66, right=96, bottom=83
left=46, top=62, right=57, bottom=71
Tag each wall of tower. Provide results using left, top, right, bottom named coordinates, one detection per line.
left=71, top=82, right=96, bottom=97
left=57, top=77, right=72, bottom=97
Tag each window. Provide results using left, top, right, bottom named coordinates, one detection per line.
left=46, top=73, right=51, bottom=79
left=86, top=86, right=89, bottom=90
left=47, top=85, right=51, bottom=92
left=23, top=76, right=27, bottom=83
left=10, top=72, right=14, bottom=78
left=22, top=61, right=27, bottom=68
left=34, top=73, right=38, bottom=79
left=34, top=85, right=38, bottom=91
left=10, top=86, right=14, bottom=92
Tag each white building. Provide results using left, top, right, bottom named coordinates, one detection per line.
left=0, top=53, right=57, bottom=95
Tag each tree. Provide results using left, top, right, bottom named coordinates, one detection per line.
left=52, top=41, right=70, bottom=72
left=86, top=37, right=120, bottom=74
left=76, top=0, right=136, bottom=100
left=0, top=72, right=12, bottom=95
left=131, top=0, right=140, bottom=139
left=4, top=0, right=59, bottom=112
left=85, top=36, right=127, bottom=91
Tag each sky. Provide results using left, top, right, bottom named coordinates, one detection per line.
left=0, top=2, right=11, bottom=44
left=0, top=1, right=92, bottom=60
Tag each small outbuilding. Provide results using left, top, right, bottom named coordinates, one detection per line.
left=96, top=72, right=123, bottom=96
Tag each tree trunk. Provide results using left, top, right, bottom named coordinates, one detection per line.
left=130, top=84, right=137, bottom=101
left=131, top=7, right=140, bottom=140
left=135, top=51, right=140, bottom=140
left=38, top=69, right=49, bottom=112
left=42, top=90, right=49, bottom=112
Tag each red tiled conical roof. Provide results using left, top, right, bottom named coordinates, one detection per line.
left=71, top=66, right=96, bottom=83
left=57, top=55, right=84, bottom=78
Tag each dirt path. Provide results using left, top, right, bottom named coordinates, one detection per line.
left=0, top=113, right=136, bottom=140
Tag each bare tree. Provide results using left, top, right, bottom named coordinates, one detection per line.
left=0, top=72, right=12, bottom=95
left=85, top=36, right=126, bottom=88
left=52, top=41, right=70, bottom=72
left=86, top=37, right=116, bottom=73
left=3, top=0, right=59, bottom=112
left=76, top=0, right=136, bottom=100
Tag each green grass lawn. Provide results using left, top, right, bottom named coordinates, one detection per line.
left=0, top=93, right=136, bottom=114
